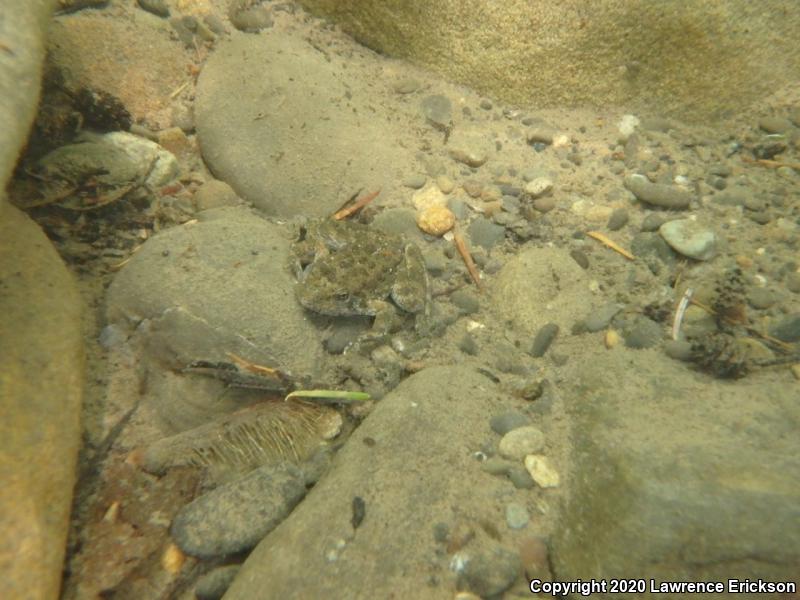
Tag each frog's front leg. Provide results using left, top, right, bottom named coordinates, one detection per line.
left=365, top=299, right=402, bottom=338
left=390, top=244, right=429, bottom=314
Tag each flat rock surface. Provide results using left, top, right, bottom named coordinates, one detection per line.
left=492, top=246, right=591, bottom=338
left=552, top=348, right=800, bottom=590
left=0, top=203, right=83, bottom=600
left=195, top=31, right=419, bottom=217
left=224, top=366, right=534, bottom=599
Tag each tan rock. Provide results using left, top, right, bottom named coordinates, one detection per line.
left=411, top=184, right=447, bottom=211
left=296, top=0, right=800, bottom=122
left=417, top=205, right=455, bottom=236
left=524, top=455, right=560, bottom=488
left=0, top=203, right=84, bottom=600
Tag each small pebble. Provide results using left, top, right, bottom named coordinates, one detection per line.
left=709, top=163, right=732, bottom=177
left=640, top=213, right=667, bottom=232
left=450, top=289, right=480, bottom=314
left=323, top=323, right=362, bottom=354
left=489, top=411, right=529, bottom=435
left=524, top=454, right=560, bottom=488
left=713, top=188, right=748, bottom=207
left=229, top=1, right=273, bottom=32
left=604, top=329, right=621, bottom=349
left=203, top=14, right=228, bottom=35
left=584, top=303, right=623, bottom=332
left=524, top=177, right=553, bottom=198
left=447, top=197, right=469, bottom=220
left=530, top=323, right=559, bottom=357
left=193, top=180, right=239, bottom=211
left=569, top=249, right=589, bottom=269
left=505, top=502, right=530, bottom=529
left=462, top=179, right=483, bottom=198
left=137, top=0, right=169, bottom=17
left=467, top=218, right=505, bottom=250
left=622, top=317, right=663, bottom=349
left=769, top=313, right=800, bottom=342
left=460, top=544, right=521, bottom=598
left=393, top=77, right=420, bottom=94
left=498, top=426, right=545, bottom=460
left=436, top=174, right=455, bottom=194
left=663, top=339, right=693, bottom=361
left=448, top=130, right=490, bottom=167
left=526, top=127, right=555, bottom=145
left=532, top=197, right=556, bottom=213
left=508, top=466, right=536, bottom=489
left=458, top=333, right=479, bottom=355
left=482, top=457, right=513, bottom=476
left=748, top=287, right=777, bottom=309
left=417, top=205, right=455, bottom=236
left=624, top=174, right=692, bottom=209
left=403, top=174, right=427, bottom=189
left=518, top=536, right=551, bottom=580
left=659, top=219, right=717, bottom=261
left=758, top=116, right=793, bottom=134
left=747, top=211, right=772, bottom=225
left=607, top=208, right=629, bottom=231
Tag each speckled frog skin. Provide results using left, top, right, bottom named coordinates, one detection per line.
left=292, top=219, right=429, bottom=322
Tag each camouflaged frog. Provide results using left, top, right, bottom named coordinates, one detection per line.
left=292, top=219, right=429, bottom=332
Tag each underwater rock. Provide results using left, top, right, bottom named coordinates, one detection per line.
left=624, top=174, right=692, bottom=209
left=659, top=219, right=717, bottom=261
left=171, top=463, right=306, bottom=558
left=223, top=366, right=515, bottom=599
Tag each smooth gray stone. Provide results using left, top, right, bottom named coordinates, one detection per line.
left=0, top=203, right=84, bottom=600
left=624, top=174, right=692, bottom=209
left=171, top=463, right=306, bottom=558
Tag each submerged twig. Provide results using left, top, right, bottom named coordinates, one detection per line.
left=453, top=226, right=482, bottom=289
left=333, top=189, right=381, bottom=220
left=586, top=231, right=635, bottom=260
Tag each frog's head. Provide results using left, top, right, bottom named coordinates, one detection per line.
left=296, top=276, right=373, bottom=317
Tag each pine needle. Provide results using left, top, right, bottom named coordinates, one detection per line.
left=333, top=189, right=381, bottom=220
left=453, top=226, right=482, bottom=289
left=285, top=389, right=371, bottom=404
left=586, top=231, right=635, bottom=260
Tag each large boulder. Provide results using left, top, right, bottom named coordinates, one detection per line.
left=296, top=0, right=800, bottom=121
left=106, top=207, right=326, bottom=431
left=0, top=0, right=55, bottom=199
left=552, top=349, right=800, bottom=592
left=195, top=31, right=418, bottom=217
left=224, top=366, right=528, bottom=599
left=0, top=202, right=84, bottom=600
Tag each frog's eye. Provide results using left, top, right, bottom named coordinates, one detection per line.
left=334, top=291, right=351, bottom=302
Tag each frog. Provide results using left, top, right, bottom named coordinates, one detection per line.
left=292, top=218, right=430, bottom=333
